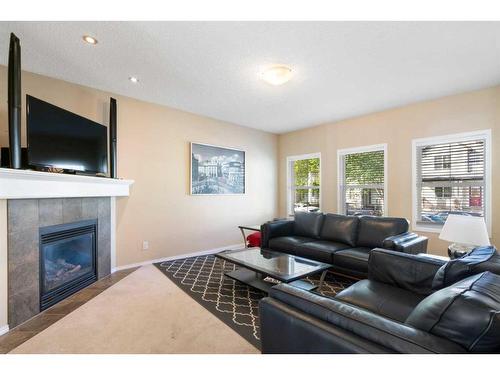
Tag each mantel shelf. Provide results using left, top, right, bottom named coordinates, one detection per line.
left=0, top=168, right=134, bottom=199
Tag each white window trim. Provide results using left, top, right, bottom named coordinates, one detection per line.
left=337, top=144, right=388, bottom=216
left=411, top=129, right=492, bottom=234
left=286, top=152, right=321, bottom=216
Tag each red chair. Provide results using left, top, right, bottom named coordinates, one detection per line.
left=246, top=232, right=261, bottom=247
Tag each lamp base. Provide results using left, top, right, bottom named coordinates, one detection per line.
left=447, top=243, right=475, bottom=259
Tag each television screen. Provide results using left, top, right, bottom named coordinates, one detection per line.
left=27, top=95, right=108, bottom=174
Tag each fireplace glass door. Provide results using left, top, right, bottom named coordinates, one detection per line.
left=42, top=233, right=94, bottom=294
left=40, top=220, right=98, bottom=310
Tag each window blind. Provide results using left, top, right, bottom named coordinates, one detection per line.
left=416, top=139, right=485, bottom=225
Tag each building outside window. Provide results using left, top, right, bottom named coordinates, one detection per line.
left=412, top=130, right=491, bottom=232
left=337, top=144, right=387, bottom=216
left=287, top=153, right=321, bottom=215
left=434, top=186, right=452, bottom=199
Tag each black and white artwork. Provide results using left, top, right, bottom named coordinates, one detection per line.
left=191, top=143, right=245, bottom=195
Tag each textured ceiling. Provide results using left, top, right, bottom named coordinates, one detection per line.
left=0, top=21, right=499, bottom=134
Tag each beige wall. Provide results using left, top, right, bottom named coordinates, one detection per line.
left=2, top=65, right=498, bottom=264
left=278, top=86, right=500, bottom=256
left=0, top=66, right=279, bottom=267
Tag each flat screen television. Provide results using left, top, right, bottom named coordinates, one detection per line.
left=27, top=95, right=108, bottom=175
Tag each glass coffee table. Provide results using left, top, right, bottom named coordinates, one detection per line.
left=215, top=247, right=331, bottom=293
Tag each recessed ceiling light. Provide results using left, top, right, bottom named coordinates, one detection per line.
left=261, top=65, right=293, bottom=86
left=82, top=35, right=98, bottom=45
left=129, top=76, right=139, bottom=83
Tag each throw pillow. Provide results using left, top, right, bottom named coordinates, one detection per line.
left=432, top=245, right=497, bottom=290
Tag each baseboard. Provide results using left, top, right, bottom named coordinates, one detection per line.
left=0, top=324, right=9, bottom=336
left=111, top=243, right=245, bottom=273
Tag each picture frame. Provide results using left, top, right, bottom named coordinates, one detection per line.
left=190, top=142, right=246, bottom=195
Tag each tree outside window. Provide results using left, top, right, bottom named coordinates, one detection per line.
left=339, top=147, right=386, bottom=216
left=288, top=156, right=320, bottom=214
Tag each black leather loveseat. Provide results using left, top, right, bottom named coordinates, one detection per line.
left=261, top=212, right=428, bottom=278
left=259, top=246, right=500, bottom=353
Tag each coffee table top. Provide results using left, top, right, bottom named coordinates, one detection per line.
left=216, top=247, right=331, bottom=282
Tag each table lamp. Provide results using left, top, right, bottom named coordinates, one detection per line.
left=439, top=214, right=490, bottom=258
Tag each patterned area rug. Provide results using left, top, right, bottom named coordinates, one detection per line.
left=154, top=254, right=355, bottom=349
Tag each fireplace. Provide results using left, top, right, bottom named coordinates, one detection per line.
left=5, top=197, right=112, bottom=328
left=39, top=219, right=98, bottom=310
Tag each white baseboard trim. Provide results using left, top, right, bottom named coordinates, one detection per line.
left=111, top=243, right=245, bottom=273
left=0, top=324, right=9, bottom=336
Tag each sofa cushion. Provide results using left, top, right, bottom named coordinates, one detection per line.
left=333, top=247, right=371, bottom=274
left=294, top=240, right=350, bottom=264
left=432, top=246, right=497, bottom=290
left=336, top=279, right=425, bottom=323
left=357, top=216, right=409, bottom=248
left=320, top=214, right=359, bottom=246
left=268, top=236, right=312, bottom=255
left=294, top=212, right=324, bottom=239
left=406, top=272, right=500, bottom=352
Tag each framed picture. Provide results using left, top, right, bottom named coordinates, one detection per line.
left=190, top=142, right=246, bottom=195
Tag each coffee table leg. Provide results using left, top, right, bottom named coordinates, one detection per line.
left=215, top=257, right=225, bottom=271
left=318, top=270, right=327, bottom=292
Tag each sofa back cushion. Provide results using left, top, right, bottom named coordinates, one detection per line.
left=406, top=272, right=500, bottom=353
left=320, top=214, right=359, bottom=246
left=356, top=216, right=409, bottom=248
left=294, top=212, right=324, bottom=239
left=432, top=246, right=497, bottom=290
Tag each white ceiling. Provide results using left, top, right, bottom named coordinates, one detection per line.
left=1, top=21, right=500, bottom=134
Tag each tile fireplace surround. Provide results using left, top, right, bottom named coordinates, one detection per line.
left=0, top=168, right=134, bottom=335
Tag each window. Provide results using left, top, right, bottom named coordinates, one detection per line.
left=434, top=186, right=452, bottom=199
left=287, top=153, right=320, bottom=215
left=338, top=144, right=387, bottom=216
left=434, top=154, right=451, bottom=169
left=412, top=130, right=491, bottom=233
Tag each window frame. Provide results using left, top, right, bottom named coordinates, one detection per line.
left=337, top=144, right=388, bottom=216
left=411, top=130, right=492, bottom=234
left=286, top=152, right=322, bottom=216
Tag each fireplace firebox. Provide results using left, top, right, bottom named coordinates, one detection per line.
left=39, top=219, right=98, bottom=310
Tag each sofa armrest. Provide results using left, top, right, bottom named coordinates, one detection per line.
left=382, top=232, right=428, bottom=254
left=368, top=248, right=445, bottom=295
left=260, top=220, right=294, bottom=248
left=261, top=283, right=465, bottom=353
left=259, top=297, right=392, bottom=353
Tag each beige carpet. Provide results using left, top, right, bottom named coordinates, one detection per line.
left=10, top=265, right=259, bottom=354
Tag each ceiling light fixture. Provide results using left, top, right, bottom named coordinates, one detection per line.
left=82, top=35, right=98, bottom=45
left=261, top=65, right=293, bottom=86
left=129, top=76, right=139, bottom=83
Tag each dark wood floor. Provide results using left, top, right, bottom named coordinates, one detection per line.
left=0, top=267, right=139, bottom=354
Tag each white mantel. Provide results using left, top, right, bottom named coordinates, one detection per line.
left=0, top=168, right=134, bottom=335
left=0, top=168, right=134, bottom=199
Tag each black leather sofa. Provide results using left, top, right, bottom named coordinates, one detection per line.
left=259, top=247, right=500, bottom=353
left=261, top=212, right=428, bottom=278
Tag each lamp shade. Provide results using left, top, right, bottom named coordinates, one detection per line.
left=439, top=214, right=490, bottom=246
